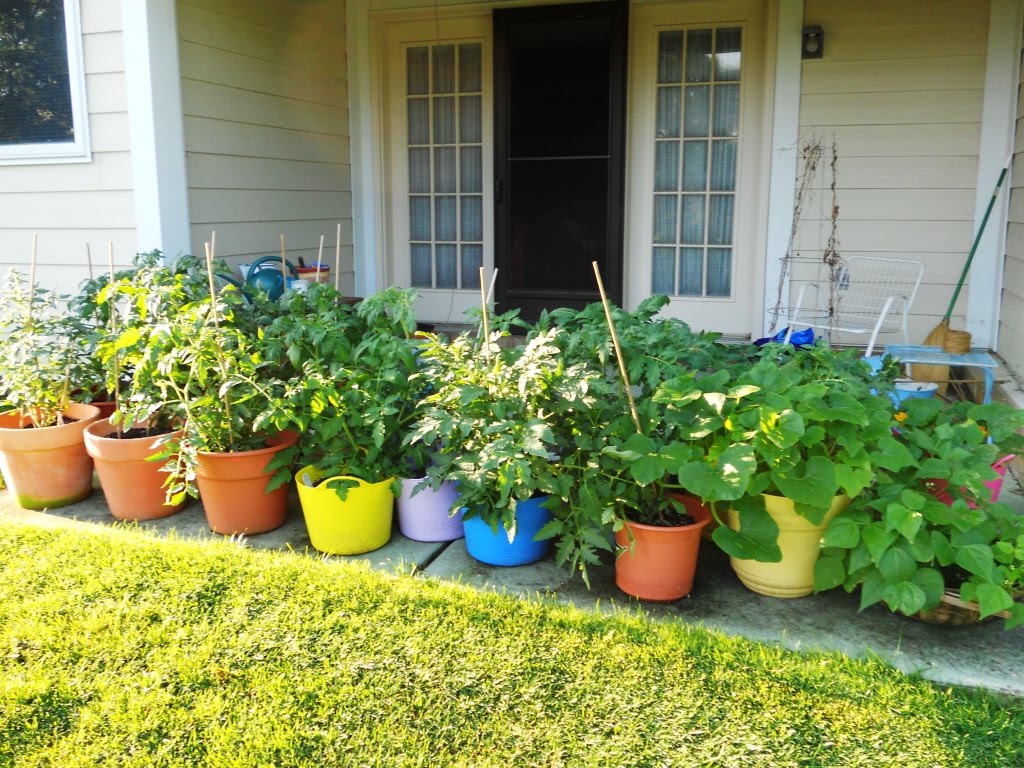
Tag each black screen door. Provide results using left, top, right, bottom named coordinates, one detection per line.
left=493, top=2, right=627, bottom=321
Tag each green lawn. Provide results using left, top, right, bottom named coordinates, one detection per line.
left=0, top=521, right=1020, bottom=767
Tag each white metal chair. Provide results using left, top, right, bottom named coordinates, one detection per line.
left=781, top=256, right=924, bottom=356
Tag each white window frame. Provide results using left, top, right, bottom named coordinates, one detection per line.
left=0, top=0, right=91, bottom=165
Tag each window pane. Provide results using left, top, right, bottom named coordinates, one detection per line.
left=679, top=247, right=704, bottom=296
left=461, top=196, right=483, bottom=241
left=461, top=245, right=482, bottom=289
left=407, top=98, right=429, bottom=145
left=407, top=47, right=429, bottom=95
left=656, top=86, right=681, bottom=139
left=433, top=96, right=455, bottom=144
left=683, top=85, right=710, bottom=137
left=433, top=45, right=455, bottom=93
left=715, top=28, right=742, bottom=81
left=710, top=140, right=737, bottom=191
left=681, top=195, right=705, bottom=244
left=434, top=147, right=456, bottom=193
left=657, top=32, right=683, bottom=84
left=459, top=95, right=482, bottom=143
left=654, top=141, right=679, bottom=192
left=461, top=146, right=482, bottom=193
left=707, top=248, right=732, bottom=296
left=713, top=83, right=740, bottom=137
left=458, top=44, right=482, bottom=92
left=682, top=141, right=708, bottom=192
left=685, top=30, right=713, bottom=83
left=409, top=197, right=432, bottom=241
left=409, top=148, right=430, bottom=193
left=411, top=244, right=432, bottom=287
left=652, top=247, right=676, bottom=294
left=708, top=195, right=734, bottom=245
left=1, top=0, right=73, bottom=145
left=435, top=196, right=456, bottom=241
left=436, top=244, right=457, bottom=288
left=653, top=196, right=678, bottom=244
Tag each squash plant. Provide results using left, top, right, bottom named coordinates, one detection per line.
left=0, top=269, right=93, bottom=427
left=814, top=396, right=1024, bottom=628
left=259, top=285, right=426, bottom=491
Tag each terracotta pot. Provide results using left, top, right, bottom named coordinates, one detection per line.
left=727, top=494, right=851, bottom=598
left=615, top=494, right=712, bottom=601
left=84, top=420, right=186, bottom=521
left=0, top=404, right=101, bottom=509
left=194, top=431, right=298, bottom=535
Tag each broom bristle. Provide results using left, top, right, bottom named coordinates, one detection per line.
left=911, top=318, right=951, bottom=393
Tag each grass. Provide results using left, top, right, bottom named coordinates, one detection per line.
left=0, top=521, right=1021, bottom=767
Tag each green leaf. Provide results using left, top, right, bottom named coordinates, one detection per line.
left=909, top=568, right=945, bottom=609
left=883, top=504, right=922, bottom=544
left=859, top=570, right=888, bottom=610
left=955, top=545, right=995, bottom=582
left=711, top=498, right=781, bottom=562
left=877, top=547, right=916, bottom=583
left=931, top=531, right=955, bottom=566
left=822, top=515, right=860, bottom=549
left=870, top=435, right=918, bottom=471
left=630, top=455, right=665, bottom=486
left=975, top=583, right=1013, bottom=619
left=884, top=581, right=927, bottom=616
left=675, top=443, right=756, bottom=502
left=862, top=524, right=897, bottom=563
left=814, top=555, right=846, bottom=592
left=771, top=455, right=838, bottom=510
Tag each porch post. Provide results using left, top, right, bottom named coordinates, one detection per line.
left=761, top=0, right=804, bottom=337
left=121, top=0, right=191, bottom=261
left=966, top=0, right=1023, bottom=350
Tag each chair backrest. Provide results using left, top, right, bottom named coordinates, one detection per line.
left=833, top=256, right=924, bottom=329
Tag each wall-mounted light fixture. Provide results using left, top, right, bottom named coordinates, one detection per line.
left=802, top=26, right=824, bottom=59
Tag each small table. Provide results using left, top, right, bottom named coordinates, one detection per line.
left=883, top=344, right=998, bottom=404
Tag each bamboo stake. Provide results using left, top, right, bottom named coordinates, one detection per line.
left=107, top=243, right=121, bottom=437
left=334, top=223, right=341, bottom=292
left=58, top=340, right=73, bottom=425
left=205, top=242, right=234, bottom=450
left=316, top=235, right=324, bottom=282
left=86, top=243, right=94, bottom=281
left=27, top=234, right=37, bottom=330
left=592, top=261, right=641, bottom=434
left=478, top=266, right=490, bottom=361
left=476, top=269, right=499, bottom=338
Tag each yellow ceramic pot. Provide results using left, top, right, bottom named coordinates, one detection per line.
left=727, top=494, right=851, bottom=598
left=296, top=466, right=394, bottom=555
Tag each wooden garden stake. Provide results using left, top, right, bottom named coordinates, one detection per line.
left=317, top=235, right=324, bottom=272
left=334, top=223, right=341, bottom=291
left=86, top=243, right=94, bottom=281
left=205, top=242, right=234, bottom=450
left=592, top=261, right=641, bottom=434
left=107, top=243, right=121, bottom=437
left=478, top=266, right=490, bottom=360
left=27, top=234, right=38, bottom=330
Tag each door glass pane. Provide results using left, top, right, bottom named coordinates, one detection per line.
left=461, top=147, right=482, bottom=193
left=653, top=195, right=677, bottom=244
left=433, top=45, right=455, bottom=93
left=656, top=87, right=681, bottom=138
left=683, top=86, right=710, bottom=137
left=680, top=195, right=705, bottom=244
left=409, top=148, right=430, bottom=193
left=715, top=28, right=742, bottom=81
left=436, top=244, right=457, bottom=288
left=685, top=30, right=713, bottom=83
left=679, top=247, right=704, bottom=296
left=410, top=197, right=431, bottom=241
left=461, top=196, right=483, bottom=241
left=459, top=96, right=482, bottom=142
left=435, top=196, right=456, bottom=241
left=710, top=140, right=737, bottom=191
left=707, top=248, right=731, bottom=296
left=407, top=47, right=429, bottom=95
left=411, top=244, right=432, bottom=287
left=434, top=147, right=456, bottom=193
left=458, top=43, right=482, bottom=92
left=657, top=32, right=683, bottom=83
left=708, top=196, right=733, bottom=245
left=713, top=84, right=740, bottom=137
left=652, top=247, right=676, bottom=293
left=408, top=99, right=429, bottom=145
left=682, top=141, right=708, bottom=191
left=654, top=141, right=679, bottom=192
left=461, top=245, right=482, bottom=289
left=433, top=97, right=455, bottom=144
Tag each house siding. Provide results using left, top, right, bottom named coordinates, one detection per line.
left=999, top=32, right=1024, bottom=379
left=787, top=0, right=989, bottom=347
left=177, top=0, right=355, bottom=293
left=0, top=0, right=136, bottom=293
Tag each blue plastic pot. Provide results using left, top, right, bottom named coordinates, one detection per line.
left=462, top=495, right=552, bottom=566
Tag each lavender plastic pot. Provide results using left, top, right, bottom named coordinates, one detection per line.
left=397, top=477, right=463, bottom=542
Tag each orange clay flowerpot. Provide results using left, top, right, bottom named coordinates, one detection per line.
left=614, top=494, right=712, bottom=601
left=0, top=403, right=100, bottom=510
left=194, top=431, right=298, bottom=535
left=84, top=420, right=186, bottom=521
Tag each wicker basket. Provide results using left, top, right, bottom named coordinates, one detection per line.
left=910, top=589, right=1009, bottom=626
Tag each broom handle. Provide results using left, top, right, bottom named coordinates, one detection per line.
left=944, top=158, right=1011, bottom=320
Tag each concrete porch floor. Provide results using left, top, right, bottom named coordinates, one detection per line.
left=3, top=473, right=1023, bottom=700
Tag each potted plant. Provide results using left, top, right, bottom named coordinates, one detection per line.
left=0, top=269, right=100, bottom=509
left=814, top=396, right=1024, bottom=628
left=119, top=268, right=296, bottom=534
left=656, top=342, right=897, bottom=597
left=408, top=320, right=601, bottom=568
left=260, top=285, right=424, bottom=554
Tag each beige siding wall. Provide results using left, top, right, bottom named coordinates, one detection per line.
left=788, top=0, right=989, bottom=347
left=0, top=0, right=136, bottom=293
left=177, top=0, right=354, bottom=293
left=1000, top=33, right=1024, bottom=379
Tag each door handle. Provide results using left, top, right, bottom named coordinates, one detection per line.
left=495, top=180, right=503, bottom=204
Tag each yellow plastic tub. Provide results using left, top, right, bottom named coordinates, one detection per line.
left=296, top=466, right=394, bottom=555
